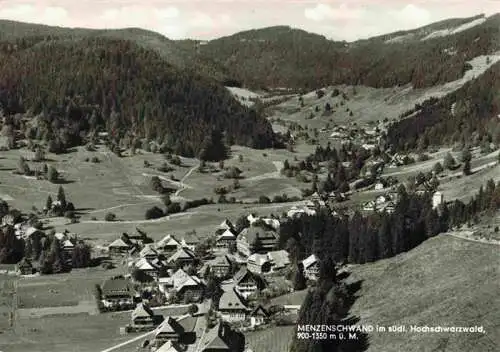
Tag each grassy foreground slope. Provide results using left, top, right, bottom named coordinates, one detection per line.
left=348, top=235, right=500, bottom=352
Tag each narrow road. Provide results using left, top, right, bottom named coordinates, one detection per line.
left=444, top=232, right=500, bottom=246
left=174, top=163, right=199, bottom=197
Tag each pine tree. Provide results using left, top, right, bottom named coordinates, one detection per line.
left=463, top=159, right=471, bottom=176
left=57, top=186, right=67, bottom=209
left=45, top=195, right=53, bottom=211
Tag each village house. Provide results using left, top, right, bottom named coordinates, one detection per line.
left=159, top=269, right=204, bottom=303
left=261, top=217, right=280, bottom=231
left=249, top=305, right=270, bottom=328
left=199, top=321, right=245, bottom=352
left=236, top=225, right=278, bottom=257
left=218, top=288, right=250, bottom=322
left=17, top=257, right=35, bottom=275
left=380, top=201, right=396, bottom=214
left=100, top=277, right=134, bottom=309
left=362, top=200, right=377, bottom=212
left=153, top=316, right=185, bottom=346
left=287, top=205, right=317, bottom=218
left=167, top=247, right=197, bottom=268
left=209, top=255, right=232, bottom=278
left=216, top=219, right=234, bottom=235
left=215, top=229, right=237, bottom=249
left=246, top=253, right=272, bottom=274
left=1, top=214, right=14, bottom=226
left=133, top=258, right=163, bottom=280
left=152, top=315, right=198, bottom=348
left=139, top=244, right=160, bottom=261
left=433, top=191, right=444, bottom=209
left=108, top=237, right=134, bottom=256
left=130, top=302, right=164, bottom=331
left=156, top=234, right=182, bottom=253
left=246, top=214, right=260, bottom=225
left=180, top=238, right=197, bottom=252
left=267, top=250, right=291, bottom=271
left=154, top=340, right=183, bottom=352
left=61, top=238, right=75, bottom=265
left=374, top=180, right=385, bottom=190
left=233, top=268, right=267, bottom=299
left=302, top=254, right=320, bottom=281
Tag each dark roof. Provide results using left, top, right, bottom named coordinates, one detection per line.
left=201, top=322, right=231, bottom=350
left=101, top=277, right=133, bottom=296
left=218, top=288, right=248, bottom=311
left=239, top=225, right=277, bottom=245
left=233, top=268, right=266, bottom=289
left=250, top=305, right=269, bottom=317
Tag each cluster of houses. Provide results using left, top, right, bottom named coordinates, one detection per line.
left=362, top=191, right=398, bottom=214
left=3, top=221, right=79, bottom=275
left=124, top=301, right=245, bottom=351
left=101, top=215, right=294, bottom=326
left=328, top=123, right=385, bottom=149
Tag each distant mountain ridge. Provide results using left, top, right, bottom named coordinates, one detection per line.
left=0, top=13, right=498, bottom=90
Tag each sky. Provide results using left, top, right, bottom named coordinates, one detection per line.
left=0, top=1, right=497, bottom=41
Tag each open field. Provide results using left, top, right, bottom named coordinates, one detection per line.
left=346, top=235, right=500, bottom=352
left=0, top=311, right=137, bottom=352
left=0, top=274, right=16, bottom=331
left=16, top=266, right=123, bottom=311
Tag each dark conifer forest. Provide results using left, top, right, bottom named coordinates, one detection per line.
left=386, top=62, right=500, bottom=151
left=0, top=36, right=276, bottom=157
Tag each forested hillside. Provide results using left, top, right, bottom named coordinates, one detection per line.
left=0, top=36, right=276, bottom=157
left=386, top=61, right=500, bottom=151
left=197, top=15, right=500, bottom=89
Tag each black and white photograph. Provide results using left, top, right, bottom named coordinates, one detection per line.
left=0, top=1, right=498, bottom=351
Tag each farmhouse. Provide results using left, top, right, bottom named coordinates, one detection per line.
left=199, top=321, right=245, bottom=352
left=108, top=237, right=133, bottom=256
left=216, top=219, right=234, bottom=234
left=101, top=277, right=134, bottom=309
left=247, top=253, right=272, bottom=274
left=236, top=225, right=278, bottom=257
left=433, top=191, right=444, bottom=209
left=153, top=316, right=185, bottom=345
left=218, top=288, right=250, bottom=322
left=17, top=257, right=35, bottom=275
left=209, top=255, right=232, bottom=278
left=139, top=244, right=160, bottom=261
left=134, top=258, right=162, bottom=279
left=155, top=340, right=183, bottom=352
left=156, top=234, right=182, bottom=253
left=160, top=269, right=204, bottom=303
left=233, top=268, right=267, bottom=299
left=167, top=247, right=196, bottom=268
left=130, top=302, right=163, bottom=330
left=302, top=254, right=320, bottom=281
left=215, top=229, right=237, bottom=249
left=267, top=250, right=291, bottom=271
left=249, top=305, right=270, bottom=327
left=153, top=315, right=198, bottom=348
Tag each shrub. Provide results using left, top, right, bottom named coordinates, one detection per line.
left=259, top=195, right=271, bottom=203
left=105, top=213, right=116, bottom=221
left=166, top=202, right=181, bottom=214
left=145, top=206, right=164, bottom=220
